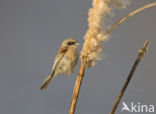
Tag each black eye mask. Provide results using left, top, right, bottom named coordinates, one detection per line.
left=67, top=41, right=75, bottom=45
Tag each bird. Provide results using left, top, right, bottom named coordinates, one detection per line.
left=40, top=38, right=79, bottom=90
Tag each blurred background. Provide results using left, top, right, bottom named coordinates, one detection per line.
left=0, top=0, right=156, bottom=114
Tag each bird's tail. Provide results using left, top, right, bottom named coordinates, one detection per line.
left=40, top=72, right=54, bottom=90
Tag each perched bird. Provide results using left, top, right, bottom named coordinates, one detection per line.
left=40, top=38, right=79, bottom=90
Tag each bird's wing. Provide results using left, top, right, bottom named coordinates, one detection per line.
left=51, top=46, right=68, bottom=72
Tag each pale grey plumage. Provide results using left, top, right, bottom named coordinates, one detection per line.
left=40, top=38, right=79, bottom=90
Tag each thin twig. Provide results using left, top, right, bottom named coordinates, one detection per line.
left=110, top=40, right=149, bottom=114
left=106, top=2, right=156, bottom=35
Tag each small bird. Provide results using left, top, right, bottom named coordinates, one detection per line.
left=40, top=38, right=79, bottom=90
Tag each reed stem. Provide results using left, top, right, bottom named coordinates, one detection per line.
left=110, top=40, right=149, bottom=114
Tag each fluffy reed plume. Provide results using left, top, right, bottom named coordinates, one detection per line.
left=81, top=0, right=130, bottom=67
left=69, top=0, right=156, bottom=114
left=69, top=0, right=130, bottom=114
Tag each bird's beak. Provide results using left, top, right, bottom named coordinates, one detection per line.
left=76, top=42, right=80, bottom=46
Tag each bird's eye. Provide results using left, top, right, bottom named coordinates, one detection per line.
left=67, top=41, right=75, bottom=45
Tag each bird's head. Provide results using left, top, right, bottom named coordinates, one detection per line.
left=62, top=38, right=79, bottom=47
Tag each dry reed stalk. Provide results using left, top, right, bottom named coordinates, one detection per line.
left=110, top=40, right=149, bottom=114
left=69, top=57, right=86, bottom=114
left=69, top=0, right=129, bottom=113
left=106, top=2, right=156, bottom=35
left=69, top=1, right=156, bottom=114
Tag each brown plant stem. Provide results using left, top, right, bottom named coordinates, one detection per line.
left=69, top=57, right=87, bottom=114
left=106, top=2, right=156, bottom=35
left=110, top=40, right=149, bottom=114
